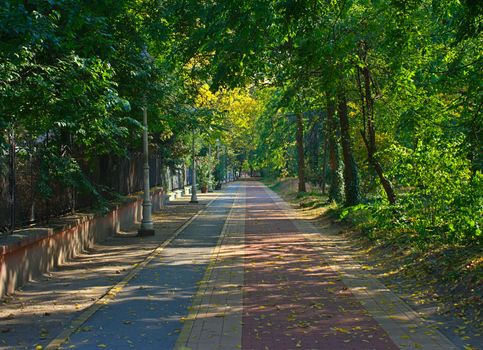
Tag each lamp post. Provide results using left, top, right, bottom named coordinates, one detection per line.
left=216, top=139, right=220, bottom=162
left=190, top=128, right=198, bottom=203
left=138, top=100, right=155, bottom=236
left=208, top=144, right=213, bottom=192
left=225, top=145, right=229, bottom=183
left=215, top=139, right=221, bottom=190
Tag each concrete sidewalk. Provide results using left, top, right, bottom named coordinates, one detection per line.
left=175, top=185, right=246, bottom=350
left=0, top=190, right=219, bottom=350
left=53, top=184, right=239, bottom=349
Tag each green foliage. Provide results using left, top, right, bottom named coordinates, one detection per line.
left=1, top=0, right=480, bottom=250
left=196, top=152, right=215, bottom=188
left=214, top=162, right=225, bottom=188
left=0, top=0, right=207, bottom=207
left=340, top=204, right=369, bottom=221
left=37, top=150, right=98, bottom=200
left=191, top=0, right=482, bottom=246
left=383, top=139, right=481, bottom=242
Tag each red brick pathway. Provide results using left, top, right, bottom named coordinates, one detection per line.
left=242, top=184, right=398, bottom=350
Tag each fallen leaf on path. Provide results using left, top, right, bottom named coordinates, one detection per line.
left=331, top=327, right=350, bottom=334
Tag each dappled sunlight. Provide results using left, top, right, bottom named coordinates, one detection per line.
left=54, top=187, right=240, bottom=349
left=0, top=190, right=234, bottom=349
left=0, top=183, right=463, bottom=349
left=240, top=182, right=399, bottom=349
left=1, top=0, right=478, bottom=343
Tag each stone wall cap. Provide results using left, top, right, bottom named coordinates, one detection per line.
left=0, top=188, right=164, bottom=256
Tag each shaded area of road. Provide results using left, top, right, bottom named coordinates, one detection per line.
left=242, top=183, right=398, bottom=350
left=0, top=189, right=220, bottom=349
left=62, top=185, right=238, bottom=349
left=1, top=181, right=462, bottom=350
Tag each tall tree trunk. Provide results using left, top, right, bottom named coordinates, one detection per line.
left=296, top=112, right=306, bottom=192
left=357, top=41, right=396, bottom=205
left=327, top=99, right=343, bottom=203
left=321, top=136, right=328, bottom=194
left=360, top=132, right=396, bottom=204
left=337, top=90, right=360, bottom=206
left=306, top=115, right=321, bottom=180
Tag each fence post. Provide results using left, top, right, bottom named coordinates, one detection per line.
left=8, top=127, right=16, bottom=233
left=29, top=139, right=35, bottom=222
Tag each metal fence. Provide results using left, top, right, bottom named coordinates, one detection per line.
left=0, top=147, right=190, bottom=234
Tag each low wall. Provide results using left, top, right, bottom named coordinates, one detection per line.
left=0, top=188, right=164, bottom=297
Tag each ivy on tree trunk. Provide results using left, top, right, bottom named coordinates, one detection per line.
left=337, top=90, right=360, bottom=206
left=327, top=98, right=344, bottom=203
left=296, top=112, right=306, bottom=193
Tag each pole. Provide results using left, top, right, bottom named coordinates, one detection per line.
left=29, top=137, right=35, bottom=222
left=9, top=127, right=16, bottom=233
left=224, top=145, right=228, bottom=183
left=138, top=103, right=155, bottom=236
left=208, top=144, right=213, bottom=192
left=190, top=129, right=198, bottom=203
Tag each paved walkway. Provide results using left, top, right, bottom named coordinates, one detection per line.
left=175, top=182, right=457, bottom=350
left=47, top=185, right=239, bottom=350
left=2, top=182, right=460, bottom=349
left=0, top=194, right=210, bottom=350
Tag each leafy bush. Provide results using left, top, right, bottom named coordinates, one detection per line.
left=377, top=139, right=482, bottom=243
left=196, top=153, right=215, bottom=189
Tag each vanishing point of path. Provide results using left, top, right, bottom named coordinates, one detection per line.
left=2, top=182, right=459, bottom=350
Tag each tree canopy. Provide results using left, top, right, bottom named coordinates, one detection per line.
left=1, top=0, right=481, bottom=242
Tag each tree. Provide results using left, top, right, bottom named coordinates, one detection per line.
left=337, top=90, right=360, bottom=206
left=327, top=98, right=344, bottom=203
left=295, top=112, right=306, bottom=192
